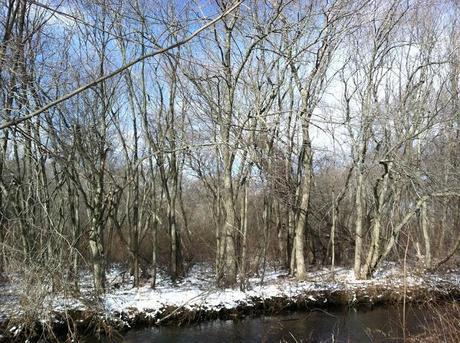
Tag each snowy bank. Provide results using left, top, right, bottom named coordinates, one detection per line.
left=1, top=263, right=459, bottom=340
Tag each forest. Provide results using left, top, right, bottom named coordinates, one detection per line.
left=0, top=0, right=459, bottom=340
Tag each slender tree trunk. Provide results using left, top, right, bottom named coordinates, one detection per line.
left=276, top=201, right=286, bottom=268
left=89, top=214, right=105, bottom=293
left=421, top=200, right=431, bottom=269
left=354, top=164, right=364, bottom=278
left=239, top=181, right=248, bottom=291
left=287, top=208, right=294, bottom=272
left=168, top=191, right=182, bottom=281
left=215, top=187, right=224, bottom=282
left=151, top=216, right=158, bottom=289
left=330, top=191, right=336, bottom=275
left=260, top=193, right=271, bottom=284
left=221, top=155, right=237, bottom=286
left=68, top=183, right=80, bottom=290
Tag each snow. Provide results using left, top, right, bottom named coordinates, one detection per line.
left=97, top=263, right=460, bottom=321
left=1, top=262, right=459, bottom=327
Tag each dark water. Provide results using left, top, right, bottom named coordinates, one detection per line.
left=112, top=305, right=429, bottom=343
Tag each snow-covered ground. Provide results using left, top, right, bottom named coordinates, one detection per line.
left=102, top=263, right=460, bottom=321
left=1, top=263, right=459, bottom=328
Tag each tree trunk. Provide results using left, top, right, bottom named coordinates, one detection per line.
left=293, top=128, right=312, bottom=280
left=89, top=213, right=105, bottom=293
left=151, top=216, right=158, bottom=289
left=276, top=201, right=287, bottom=268
left=330, top=191, right=336, bottom=275
left=221, top=158, right=237, bottom=287
left=361, top=162, right=391, bottom=278
left=168, top=192, right=182, bottom=281
left=421, top=200, right=431, bottom=269
left=354, top=166, right=364, bottom=278
left=239, top=182, right=248, bottom=291
left=260, top=193, right=271, bottom=284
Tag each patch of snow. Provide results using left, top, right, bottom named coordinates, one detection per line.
left=1, top=262, right=459, bottom=327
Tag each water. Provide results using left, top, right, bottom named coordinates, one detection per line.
left=115, top=305, right=429, bottom=342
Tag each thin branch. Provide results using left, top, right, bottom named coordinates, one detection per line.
left=0, top=0, right=244, bottom=130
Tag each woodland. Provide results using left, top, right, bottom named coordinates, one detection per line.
left=0, top=0, right=459, bottom=305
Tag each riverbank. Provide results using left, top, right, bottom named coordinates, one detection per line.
left=119, top=303, right=458, bottom=343
left=1, top=263, right=459, bottom=341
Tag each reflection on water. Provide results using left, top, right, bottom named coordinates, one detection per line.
left=115, top=305, right=428, bottom=343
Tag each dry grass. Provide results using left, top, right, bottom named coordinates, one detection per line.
left=408, top=301, right=460, bottom=343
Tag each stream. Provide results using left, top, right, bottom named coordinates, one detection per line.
left=90, top=304, right=433, bottom=342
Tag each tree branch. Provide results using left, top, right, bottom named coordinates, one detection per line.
left=0, top=0, right=244, bottom=130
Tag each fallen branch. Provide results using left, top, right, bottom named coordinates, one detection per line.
left=155, top=290, right=212, bottom=325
